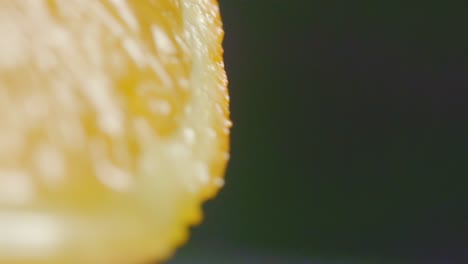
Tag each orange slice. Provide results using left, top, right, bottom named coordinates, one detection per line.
left=0, top=0, right=229, bottom=263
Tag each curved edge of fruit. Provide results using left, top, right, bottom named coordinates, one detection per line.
left=158, top=0, right=231, bottom=261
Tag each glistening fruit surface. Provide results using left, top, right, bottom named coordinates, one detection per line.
left=0, top=0, right=229, bottom=263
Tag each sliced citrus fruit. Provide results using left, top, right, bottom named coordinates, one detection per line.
left=0, top=0, right=229, bottom=263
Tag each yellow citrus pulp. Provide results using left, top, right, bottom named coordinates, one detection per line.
left=0, top=0, right=229, bottom=263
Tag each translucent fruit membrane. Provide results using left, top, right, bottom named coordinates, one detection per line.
left=0, top=0, right=230, bottom=263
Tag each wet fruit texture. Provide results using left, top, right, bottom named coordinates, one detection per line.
left=0, top=0, right=229, bottom=263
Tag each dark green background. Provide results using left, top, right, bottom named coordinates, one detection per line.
left=170, top=1, right=466, bottom=263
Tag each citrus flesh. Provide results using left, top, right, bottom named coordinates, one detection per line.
left=0, top=0, right=229, bottom=263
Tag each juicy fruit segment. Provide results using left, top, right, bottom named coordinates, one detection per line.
left=0, top=0, right=229, bottom=263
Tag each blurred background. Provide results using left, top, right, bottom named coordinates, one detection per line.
left=170, top=1, right=466, bottom=263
